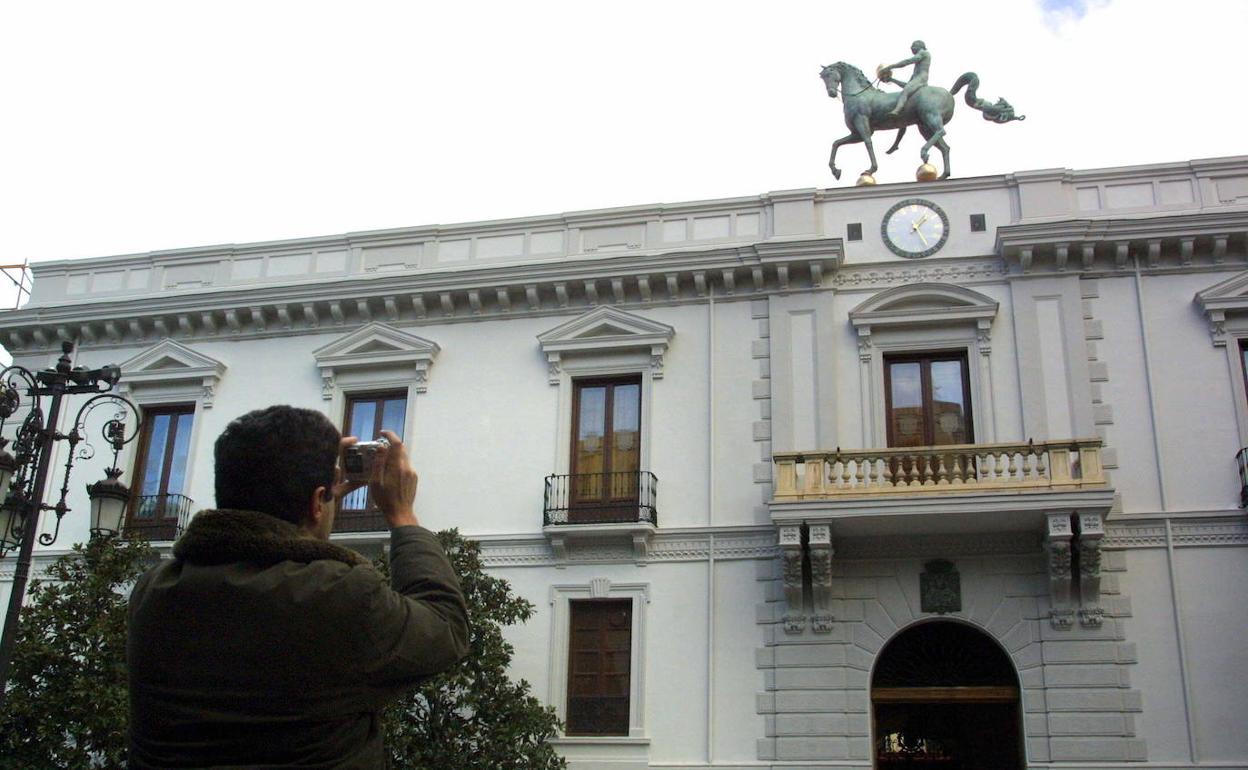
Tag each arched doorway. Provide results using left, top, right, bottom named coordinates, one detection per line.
left=872, top=620, right=1023, bottom=769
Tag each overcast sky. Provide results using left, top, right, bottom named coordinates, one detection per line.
left=0, top=0, right=1244, bottom=308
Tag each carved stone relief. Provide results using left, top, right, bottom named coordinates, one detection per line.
left=920, top=559, right=961, bottom=614
left=808, top=524, right=834, bottom=633
left=1046, top=512, right=1074, bottom=629
left=779, top=525, right=805, bottom=634
left=1077, top=512, right=1105, bottom=626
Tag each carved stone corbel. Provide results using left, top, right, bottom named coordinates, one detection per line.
left=546, top=354, right=562, bottom=385
left=779, top=525, right=805, bottom=634
left=320, top=369, right=335, bottom=401
left=856, top=326, right=873, bottom=363
left=1046, top=512, right=1074, bottom=629
left=976, top=318, right=993, bottom=357
left=807, top=524, right=834, bottom=633
left=413, top=362, right=431, bottom=394
left=1077, top=512, right=1105, bottom=627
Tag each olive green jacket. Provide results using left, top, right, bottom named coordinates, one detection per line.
left=127, top=509, right=469, bottom=769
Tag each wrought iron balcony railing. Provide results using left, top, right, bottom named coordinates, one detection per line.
left=124, top=493, right=194, bottom=541
left=773, top=438, right=1106, bottom=500
left=544, top=471, right=658, bottom=526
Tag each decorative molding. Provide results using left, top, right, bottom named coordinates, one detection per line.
left=849, top=283, right=998, bottom=366
left=1046, top=512, right=1074, bottom=629
left=997, top=210, right=1248, bottom=273
left=476, top=527, right=778, bottom=568
left=1077, top=513, right=1105, bottom=621
left=311, top=322, right=440, bottom=396
left=1103, top=516, right=1248, bottom=548
left=832, top=259, right=1010, bottom=290
left=779, top=525, right=805, bottom=635
left=547, top=580, right=650, bottom=739
left=1195, top=269, right=1248, bottom=347
left=117, top=338, right=227, bottom=408
left=0, top=242, right=835, bottom=354
left=537, top=306, right=675, bottom=384
left=807, top=524, right=834, bottom=633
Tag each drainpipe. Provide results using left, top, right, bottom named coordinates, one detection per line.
left=706, top=285, right=716, bottom=764
left=1132, top=256, right=1168, bottom=510
left=1165, top=519, right=1198, bottom=763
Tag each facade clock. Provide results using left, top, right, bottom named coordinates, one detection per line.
left=882, top=198, right=949, bottom=258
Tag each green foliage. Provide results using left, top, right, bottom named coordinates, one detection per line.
left=381, top=530, right=566, bottom=770
left=0, top=529, right=564, bottom=770
left=0, top=534, right=155, bottom=770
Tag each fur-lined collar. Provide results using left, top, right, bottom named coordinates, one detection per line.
left=173, top=509, right=366, bottom=567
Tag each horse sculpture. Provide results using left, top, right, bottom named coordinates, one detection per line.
left=819, top=61, right=1023, bottom=182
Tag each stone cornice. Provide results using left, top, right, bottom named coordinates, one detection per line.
left=995, top=209, right=1248, bottom=273
left=0, top=239, right=841, bottom=354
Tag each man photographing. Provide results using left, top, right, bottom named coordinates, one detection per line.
left=127, top=405, right=469, bottom=768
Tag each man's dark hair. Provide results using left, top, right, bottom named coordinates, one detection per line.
left=214, top=405, right=340, bottom=524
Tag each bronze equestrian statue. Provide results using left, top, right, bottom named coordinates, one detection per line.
left=819, top=42, right=1024, bottom=182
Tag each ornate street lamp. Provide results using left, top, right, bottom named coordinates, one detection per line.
left=0, top=341, right=141, bottom=707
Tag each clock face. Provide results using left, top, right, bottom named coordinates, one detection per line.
left=882, top=199, right=949, bottom=258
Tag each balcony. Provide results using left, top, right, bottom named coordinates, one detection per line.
left=770, top=439, right=1113, bottom=536
left=543, top=471, right=658, bottom=561
left=124, top=494, right=194, bottom=542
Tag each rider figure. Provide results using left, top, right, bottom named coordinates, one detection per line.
left=884, top=40, right=930, bottom=117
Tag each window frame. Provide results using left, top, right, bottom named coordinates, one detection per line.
left=883, top=351, right=974, bottom=447
left=860, top=332, right=992, bottom=449
left=552, top=358, right=654, bottom=480
left=339, top=389, right=409, bottom=514
left=570, top=375, right=643, bottom=515
left=127, top=402, right=196, bottom=527
left=548, top=580, right=649, bottom=740
left=565, top=598, right=634, bottom=736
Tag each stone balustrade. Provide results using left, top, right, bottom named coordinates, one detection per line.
left=773, top=438, right=1105, bottom=500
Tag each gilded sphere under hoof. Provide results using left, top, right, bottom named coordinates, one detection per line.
left=856, top=173, right=877, bottom=187
left=916, top=163, right=939, bottom=182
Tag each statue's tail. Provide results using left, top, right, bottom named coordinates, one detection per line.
left=952, top=72, right=1026, bottom=124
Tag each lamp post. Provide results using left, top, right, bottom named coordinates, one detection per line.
left=0, top=341, right=141, bottom=707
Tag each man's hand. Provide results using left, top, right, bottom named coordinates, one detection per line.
left=369, top=430, right=419, bottom=529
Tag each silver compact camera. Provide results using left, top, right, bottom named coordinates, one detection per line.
left=343, top=437, right=389, bottom=482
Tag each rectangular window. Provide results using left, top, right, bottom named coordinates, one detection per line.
left=1240, top=341, right=1248, bottom=409
left=571, top=376, right=641, bottom=522
left=128, top=404, right=195, bottom=536
left=884, top=352, right=973, bottom=447
left=341, top=391, right=407, bottom=513
left=566, top=599, right=632, bottom=736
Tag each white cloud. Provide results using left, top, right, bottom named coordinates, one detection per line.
left=0, top=0, right=1243, bottom=306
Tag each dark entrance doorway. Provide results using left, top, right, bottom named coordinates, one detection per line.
left=872, top=621, right=1023, bottom=769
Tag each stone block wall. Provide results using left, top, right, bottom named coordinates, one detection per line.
left=755, top=547, right=1144, bottom=767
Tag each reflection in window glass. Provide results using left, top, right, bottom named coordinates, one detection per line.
left=342, top=393, right=406, bottom=512
left=885, top=354, right=972, bottom=447
left=132, top=405, right=195, bottom=523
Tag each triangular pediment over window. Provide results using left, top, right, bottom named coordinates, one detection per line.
left=1196, top=271, right=1248, bottom=346
left=118, top=339, right=227, bottom=408
left=312, top=323, right=440, bottom=396
left=537, top=306, right=675, bottom=384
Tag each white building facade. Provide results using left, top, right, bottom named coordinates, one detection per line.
left=2, top=157, right=1247, bottom=769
